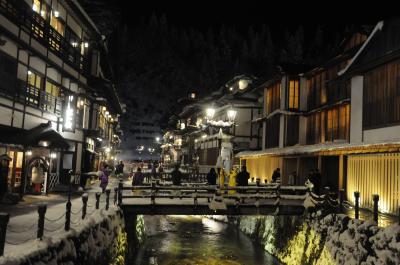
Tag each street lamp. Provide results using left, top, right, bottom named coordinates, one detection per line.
left=206, top=108, right=215, bottom=120
left=227, top=109, right=237, bottom=123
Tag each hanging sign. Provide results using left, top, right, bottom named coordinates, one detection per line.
left=63, top=95, right=76, bottom=132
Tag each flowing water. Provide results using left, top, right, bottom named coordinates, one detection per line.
left=132, top=216, right=281, bottom=265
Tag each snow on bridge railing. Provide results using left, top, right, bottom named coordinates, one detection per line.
left=116, top=180, right=335, bottom=213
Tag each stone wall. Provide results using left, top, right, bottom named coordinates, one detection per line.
left=230, top=214, right=400, bottom=265
left=0, top=209, right=128, bottom=265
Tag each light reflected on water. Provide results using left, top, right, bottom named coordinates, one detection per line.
left=133, top=215, right=280, bottom=265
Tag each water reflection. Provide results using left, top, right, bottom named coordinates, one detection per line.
left=133, top=216, right=280, bottom=265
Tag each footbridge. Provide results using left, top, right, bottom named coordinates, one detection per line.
left=117, top=181, right=336, bottom=216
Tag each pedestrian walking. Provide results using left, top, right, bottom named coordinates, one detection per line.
left=132, top=167, right=145, bottom=186
left=206, top=168, right=217, bottom=185
left=115, top=160, right=124, bottom=176
left=228, top=167, right=238, bottom=194
left=236, top=165, right=250, bottom=186
left=99, top=164, right=109, bottom=193
left=271, top=168, right=281, bottom=183
left=0, top=154, right=12, bottom=199
left=171, top=164, right=183, bottom=186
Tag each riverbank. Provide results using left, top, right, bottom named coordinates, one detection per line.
left=229, top=214, right=400, bottom=265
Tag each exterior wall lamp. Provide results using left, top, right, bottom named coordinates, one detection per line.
left=206, top=108, right=215, bottom=120
left=227, top=109, right=237, bottom=123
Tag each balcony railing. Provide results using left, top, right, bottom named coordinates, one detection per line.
left=24, top=85, right=63, bottom=116
left=0, top=0, right=90, bottom=74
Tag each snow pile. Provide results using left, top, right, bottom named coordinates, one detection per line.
left=208, top=192, right=227, bottom=211
left=0, top=207, right=127, bottom=265
left=303, top=193, right=317, bottom=209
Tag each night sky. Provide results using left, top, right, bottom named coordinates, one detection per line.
left=80, top=0, right=397, bottom=144
left=117, top=2, right=390, bottom=32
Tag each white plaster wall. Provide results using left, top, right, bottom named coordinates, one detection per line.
left=0, top=15, right=18, bottom=37
left=0, top=36, right=17, bottom=58
left=31, top=39, right=47, bottom=57
left=62, top=77, right=70, bottom=89
left=30, top=57, right=46, bottom=75
left=20, top=31, right=30, bottom=45
left=13, top=111, right=23, bottom=128
left=19, top=50, right=29, bottom=65
left=0, top=97, right=13, bottom=107
left=63, top=64, right=79, bottom=79
left=17, top=63, right=28, bottom=80
left=66, top=15, right=82, bottom=38
left=363, top=126, right=400, bottom=143
left=47, top=68, right=62, bottom=83
left=0, top=106, right=12, bottom=126
left=350, top=76, right=364, bottom=143
left=48, top=51, right=63, bottom=67
left=23, top=115, right=47, bottom=130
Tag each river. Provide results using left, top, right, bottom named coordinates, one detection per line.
left=132, top=215, right=281, bottom=265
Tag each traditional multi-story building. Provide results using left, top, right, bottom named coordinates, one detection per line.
left=239, top=20, right=400, bottom=215
left=0, top=0, right=123, bottom=196
left=162, top=76, right=263, bottom=173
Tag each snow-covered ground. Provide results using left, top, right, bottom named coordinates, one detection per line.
left=1, top=179, right=119, bottom=260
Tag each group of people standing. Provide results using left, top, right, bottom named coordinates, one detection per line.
left=206, top=165, right=250, bottom=188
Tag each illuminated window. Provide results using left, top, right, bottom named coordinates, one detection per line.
left=32, top=0, right=41, bottom=14
left=265, top=82, right=281, bottom=115
left=288, top=80, right=299, bottom=109
left=50, top=12, right=65, bottom=36
left=43, top=80, right=61, bottom=113
left=26, top=71, right=42, bottom=106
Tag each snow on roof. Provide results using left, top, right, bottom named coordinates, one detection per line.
left=237, top=140, right=400, bottom=158
left=338, top=21, right=384, bottom=76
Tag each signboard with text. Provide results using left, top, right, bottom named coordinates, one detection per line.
left=62, top=94, right=76, bottom=132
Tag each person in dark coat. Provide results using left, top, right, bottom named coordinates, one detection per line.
left=236, top=165, right=250, bottom=186
left=99, top=164, right=109, bottom=193
left=0, top=154, right=12, bottom=199
left=115, top=161, right=124, bottom=175
left=206, top=168, right=217, bottom=185
left=312, top=168, right=322, bottom=194
left=171, top=164, right=183, bottom=186
left=132, top=167, right=144, bottom=186
left=271, top=168, right=281, bottom=183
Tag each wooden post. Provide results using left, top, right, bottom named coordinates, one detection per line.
left=106, top=189, right=111, bottom=210
left=95, top=192, right=101, bottom=210
left=65, top=200, right=71, bottom=231
left=118, top=180, right=123, bottom=206
left=82, top=193, right=88, bottom=219
left=339, top=189, right=345, bottom=212
left=354, top=191, right=360, bottom=219
left=37, top=204, right=47, bottom=240
left=114, top=187, right=118, bottom=205
left=373, top=194, right=379, bottom=223
left=0, top=213, right=10, bottom=256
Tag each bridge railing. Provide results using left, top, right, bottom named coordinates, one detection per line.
left=117, top=180, right=327, bottom=208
